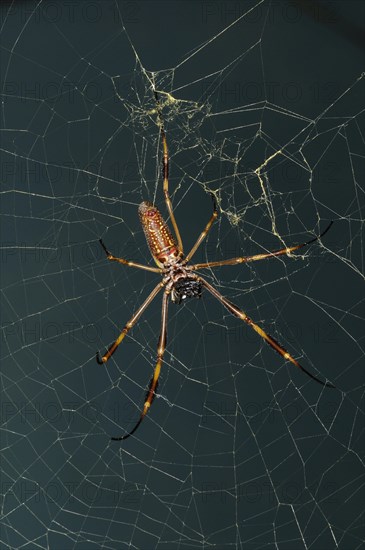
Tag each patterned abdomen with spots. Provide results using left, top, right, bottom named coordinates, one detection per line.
left=138, top=201, right=180, bottom=267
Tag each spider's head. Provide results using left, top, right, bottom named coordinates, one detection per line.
left=171, top=276, right=202, bottom=305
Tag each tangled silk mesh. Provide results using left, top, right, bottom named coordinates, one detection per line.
left=1, top=2, right=364, bottom=549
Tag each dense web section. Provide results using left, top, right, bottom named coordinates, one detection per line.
left=1, top=1, right=364, bottom=549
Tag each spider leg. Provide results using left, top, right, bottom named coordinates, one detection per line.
left=184, top=194, right=219, bottom=263
left=111, top=290, right=170, bottom=440
left=96, top=282, right=164, bottom=364
left=190, top=221, right=333, bottom=270
left=154, top=92, right=184, bottom=255
left=199, top=277, right=335, bottom=388
left=99, top=239, right=161, bottom=274
left=161, top=128, right=184, bottom=255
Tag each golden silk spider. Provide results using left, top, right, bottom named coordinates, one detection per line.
left=97, top=96, right=335, bottom=440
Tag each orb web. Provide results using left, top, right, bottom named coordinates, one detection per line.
left=1, top=2, right=364, bottom=549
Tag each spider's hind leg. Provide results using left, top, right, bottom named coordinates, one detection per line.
left=153, top=91, right=184, bottom=256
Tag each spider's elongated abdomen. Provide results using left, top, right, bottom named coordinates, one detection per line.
left=139, top=201, right=180, bottom=266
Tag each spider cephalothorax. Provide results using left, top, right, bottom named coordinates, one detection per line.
left=171, top=275, right=203, bottom=304
left=97, top=94, right=335, bottom=441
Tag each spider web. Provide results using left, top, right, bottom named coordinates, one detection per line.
left=1, top=1, right=364, bottom=549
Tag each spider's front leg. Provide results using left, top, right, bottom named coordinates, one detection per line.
left=96, top=282, right=164, bottom=364
left=199, top=277, right=335, bottom=388
left=111, top=289, right=170, bottom=440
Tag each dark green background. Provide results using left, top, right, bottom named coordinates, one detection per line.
left=1, top=1, right=364, bottom=549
